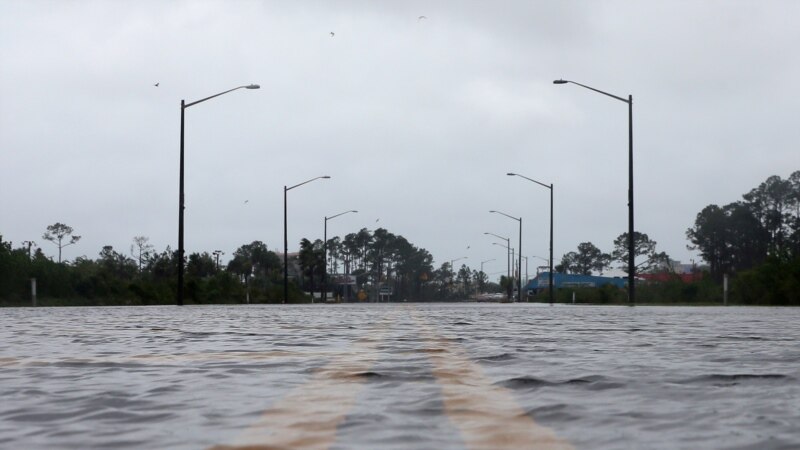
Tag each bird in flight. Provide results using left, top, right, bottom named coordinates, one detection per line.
left=418, top=15, right=427, bottom=20
left=154, top=83, right=159, bottom=87
left=244, top=200, right=249, bottom=204
left=330, top=32, right=335, bottom=37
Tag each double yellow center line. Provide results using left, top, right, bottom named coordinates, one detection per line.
left=412, top=311, right=572, bottom=450
left=211, top=306, right=573, bottom=450
left=209, top=312, right=397, bottom=450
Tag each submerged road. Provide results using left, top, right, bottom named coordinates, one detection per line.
left=210, top=307, right=570, bottom=450
left=1, top=303, right=799, bottom=449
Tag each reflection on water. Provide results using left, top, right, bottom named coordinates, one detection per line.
left=1, top=304, right=799, bottom=449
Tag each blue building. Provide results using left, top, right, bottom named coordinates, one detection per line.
left=525, top=272, right=626, bottom=294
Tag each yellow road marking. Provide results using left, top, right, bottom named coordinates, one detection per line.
left=0, top=356, right=21, bottom=367
left=5, top=306, right=574, bottom=449
left=208, top=313, right=395, bottom=450
left=411, top=308, right=574, bottom=450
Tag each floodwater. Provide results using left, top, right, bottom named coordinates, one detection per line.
left=1, top=304, right=798, bottom=450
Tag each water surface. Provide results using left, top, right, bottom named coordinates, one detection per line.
left=1, top=304, right=798, bottom=449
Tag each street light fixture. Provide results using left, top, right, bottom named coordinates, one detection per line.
left=554, top=78, right=635, bottom=305
left=284, top=176, right=331, bottom=304
left=508, top=172, right=554, bottom=305
left=450, top=256, right=468, bottom=270
left=490, top=210, right=522, bottom=302
left=323, top=209, right=358, bottom=303
left=178, top=84, right=259, bottom=306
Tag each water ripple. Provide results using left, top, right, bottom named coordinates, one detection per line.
left=1, top=304, right=799, bottom=449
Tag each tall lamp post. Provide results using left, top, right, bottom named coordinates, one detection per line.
left=491, top=242, right=514, bottom=301
left=178, top=84, right=259, bottom=306
left=212, top=250, right=224, bottom=271
left=490, top=210, right=522, bottom=302
left=323, top=209, right=358, bottom=303
left=284, top=176, right=331, bottom=304
left=479, top=258, right=495, bottom=295
left=521, top=255, right=529, bottom=292
left=449, top=256, right=468, bottom=298
left=450, top=256, right=468, bottom=272
left=485, top=232, right=511, bottom=286
left=532, top=255, right=550, bottom=279
left=508, top=173, right=554, bottom=305
left=554, top=78, right=634, bottom=305
left=21, top=240, right=36, bottom=260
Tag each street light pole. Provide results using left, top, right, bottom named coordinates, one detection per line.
left=283, top=176, right=331, bottom=304
left=554, top=78, right=634, bottom=305
left=508, top=173, right=554, bottom=305
left=178, top=100, right=185, bottom=305
left=485, top=232, right=510, bottom=281
left=532, top=255, right=550, bottom=280
left=450, top=256, right=468, bottom=272
left=22, top=240, right=35, bottom=260
left=178, top=84, right=259, bottom=306
left=490, top=210, right=522, bottom=302
left=323, top=210, right=357, bottom=303
left=521, top=255, right=529, bottom=293
left=491, top=242, right=514, bottom=301
left=449, top=256, right=468, bottom=299
left=212, top=250, right=224, bottom=271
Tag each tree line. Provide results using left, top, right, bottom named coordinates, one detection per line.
left=556, top=231, right=670, bottom=276
left=0, top=233, right=241, bottom=305
left=685, top=171, right=799, bottom=304
left=545, top=171, right=799, bottom=305
left=3, top=172, right=797, bottom=306
left=293, top=227, right=500, bottom=301
left=0, top=226, right=502, bottom=305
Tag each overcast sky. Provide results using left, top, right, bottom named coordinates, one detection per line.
left=2, top=0, right=798, bottom=281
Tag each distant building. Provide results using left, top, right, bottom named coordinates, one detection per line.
left=642, top=259, right=705, bottom=283
left=655, top=259, right=705, bottom=275
left=526, top=260, right=707, bottom=295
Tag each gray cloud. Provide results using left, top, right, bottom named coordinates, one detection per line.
left=2, top=1, right=798, bottom=278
